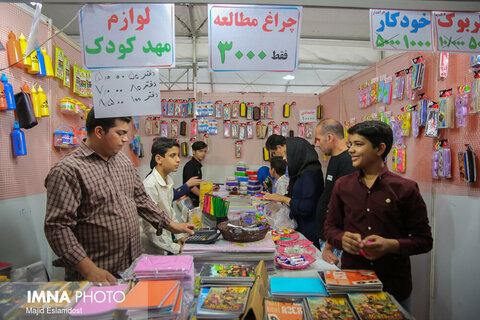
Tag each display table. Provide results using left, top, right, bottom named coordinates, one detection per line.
left=270, top=231, right=339, bottom=278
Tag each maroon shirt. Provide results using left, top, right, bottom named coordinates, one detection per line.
left=324, top=166, right=433, bottom=301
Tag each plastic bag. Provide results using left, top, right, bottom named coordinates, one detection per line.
left=264, top=202, right=297, bottom=230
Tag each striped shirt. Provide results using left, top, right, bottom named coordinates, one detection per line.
left=44, top=142, right=171, bottom=279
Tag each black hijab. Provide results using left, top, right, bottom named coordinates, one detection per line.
left=286, top=137, right=322, bottom=197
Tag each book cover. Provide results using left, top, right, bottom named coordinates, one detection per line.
left=306, top=296, right=356, bottom=320
left=21, top=281, right=68, bottom=309
left=70, top=284, right=128, bottom=316
left=270, top=277, right=328, bottom=296
left=322, top=270, right=382, bottom=286
left=347, top=292, right=404, bottom=320
left=264, top=299, right=303, bottom=320
left=200, top=264, right=255, bottom=279
left=0, top=283, right=45, bottom=319
left=134, top=254, right=193, bottom=273
left=117, top=280, right=179, bottom=309
left=200, top=286, right=249, bottom=313
left=43, top=281, right=90, bottom=308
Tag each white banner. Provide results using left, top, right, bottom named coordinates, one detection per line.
left=208, top=4, right=302, bottom=72
left=370, top=9, right=434, bottom=51
left=434, top=12, right=480, bottom=53
left=92, top=69, right=161, bottom=118
left=80, top=4, right=175, bottom=69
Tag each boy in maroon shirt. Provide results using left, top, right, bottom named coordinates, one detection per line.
left=324, top=121, right=433, bottom=313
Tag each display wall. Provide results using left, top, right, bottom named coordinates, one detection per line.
left=319, top=51, right=480, bottom=320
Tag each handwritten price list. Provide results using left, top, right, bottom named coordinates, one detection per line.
left=370, top=10, right=433, bottom=51
left=435, top=12, right=480, bottom=53
left=80, top=4, right=175, bottom=68
left=91, top=69, right=161, bottom=118
left=209, top=4, right=302, bottom=72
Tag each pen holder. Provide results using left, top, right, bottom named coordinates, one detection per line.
left=217, top=216, right=269, bottom=242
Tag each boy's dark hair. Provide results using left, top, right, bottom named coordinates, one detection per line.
left=192, top=141, right=207, bottom=151
left=265, top=134, right=286, bottom=151
left=347, top=120, right=393, bottom=160
left=86, top=108, right=131, bottom=135
left=149, top=138, right=180, bottom=170
left=318, top=119, right=344, bottom=139
left=270, top=156, right=286, bottom=176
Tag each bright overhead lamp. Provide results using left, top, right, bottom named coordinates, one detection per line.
left=283, top=74, right=295, bottom=80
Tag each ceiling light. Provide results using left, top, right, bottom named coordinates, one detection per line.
left=283, top=74, right=295, bottom=80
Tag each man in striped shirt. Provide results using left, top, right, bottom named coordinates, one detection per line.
left=44, top=109, right=194, bottom=282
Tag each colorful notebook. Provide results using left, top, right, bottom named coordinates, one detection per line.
left=264, top=298, right=303, bottom=320
left=70, top=284, right=128, bottom=317
left=305, top=296, right=356, bottom=320
left=116, top=280, right=179, bottom=309
left=270, top=277, right=328, bottom=297
left=347, top=292, right=404, bottom=320
left=200, top=286, right=250, bottom=313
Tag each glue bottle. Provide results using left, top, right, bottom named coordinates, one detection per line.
left=30, top=86, right=41, bottom=118
left=1, top=74, right=16, bottom=110
left=36, top=46, right=46, bottom=77
left=27, top=47, right=40, bottom=74
left=37, top=86, right=49, bottom=116
left=12, top=121, right=27, bottom=156
left=40, top=47, right=54, bottom=78
left=6, top=31, right=23, bottom=68
left=18, top=33, right=31, bottom=68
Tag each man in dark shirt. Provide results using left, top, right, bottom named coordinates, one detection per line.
left=324, top=120, right=432, bottom=313
left=182, top=141, right=207, bottom=207
left=315, top=119, right=357, bottom=265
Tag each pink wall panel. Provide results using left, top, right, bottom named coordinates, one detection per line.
left=0, top=3, right=91, bottom=200
left=319, top=51, right=480, bottom=196
left=128, top=91, right=319, bottom=170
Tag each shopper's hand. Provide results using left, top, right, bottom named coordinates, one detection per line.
left=84, top=267, right=117, bottom=285
left=76, top=257, right=117, bottom=285
left=361, top=235, right=400, bottom=260
left=321, top=242, right=340, bottom=265
left=166, top=221, right=195, bottom=235
left=185, top=176, right=203, bottom=188
left=263, top=192, right=290, bottom=205
left=341, top=231, right=363, bottom=255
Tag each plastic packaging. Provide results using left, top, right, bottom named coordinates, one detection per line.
left=53, top=126, right=74, bottom=148
left=12, top=121, right=27, bottom=156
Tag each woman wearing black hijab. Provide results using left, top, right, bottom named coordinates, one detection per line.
left=263, top=137, right=324, bottom=247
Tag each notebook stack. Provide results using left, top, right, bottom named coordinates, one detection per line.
left=318, top=270, right=383, bottom=294
left=347, top=292, right=409, bottom=320
left=70, top=284, right=129, bottom=320
left=182, top=235, right=276, bottom=271
left=264, top=298, right=304, bottom=320
left=117, top=281, right=183, bottom=320
left=303, top=292, right=411, bottom=320
left=133, top=254, right=195, bottom=293
left=199, top=263, right=256, bottom=287
left=19, top=281, right=91, bottom=319
left=196, top=287, right=250, bottom=319
left=304, top=296, right=357, bottom=320
left=0, top=282, right=46, bottom=320
left=270, top=277, right=328, bottom=299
